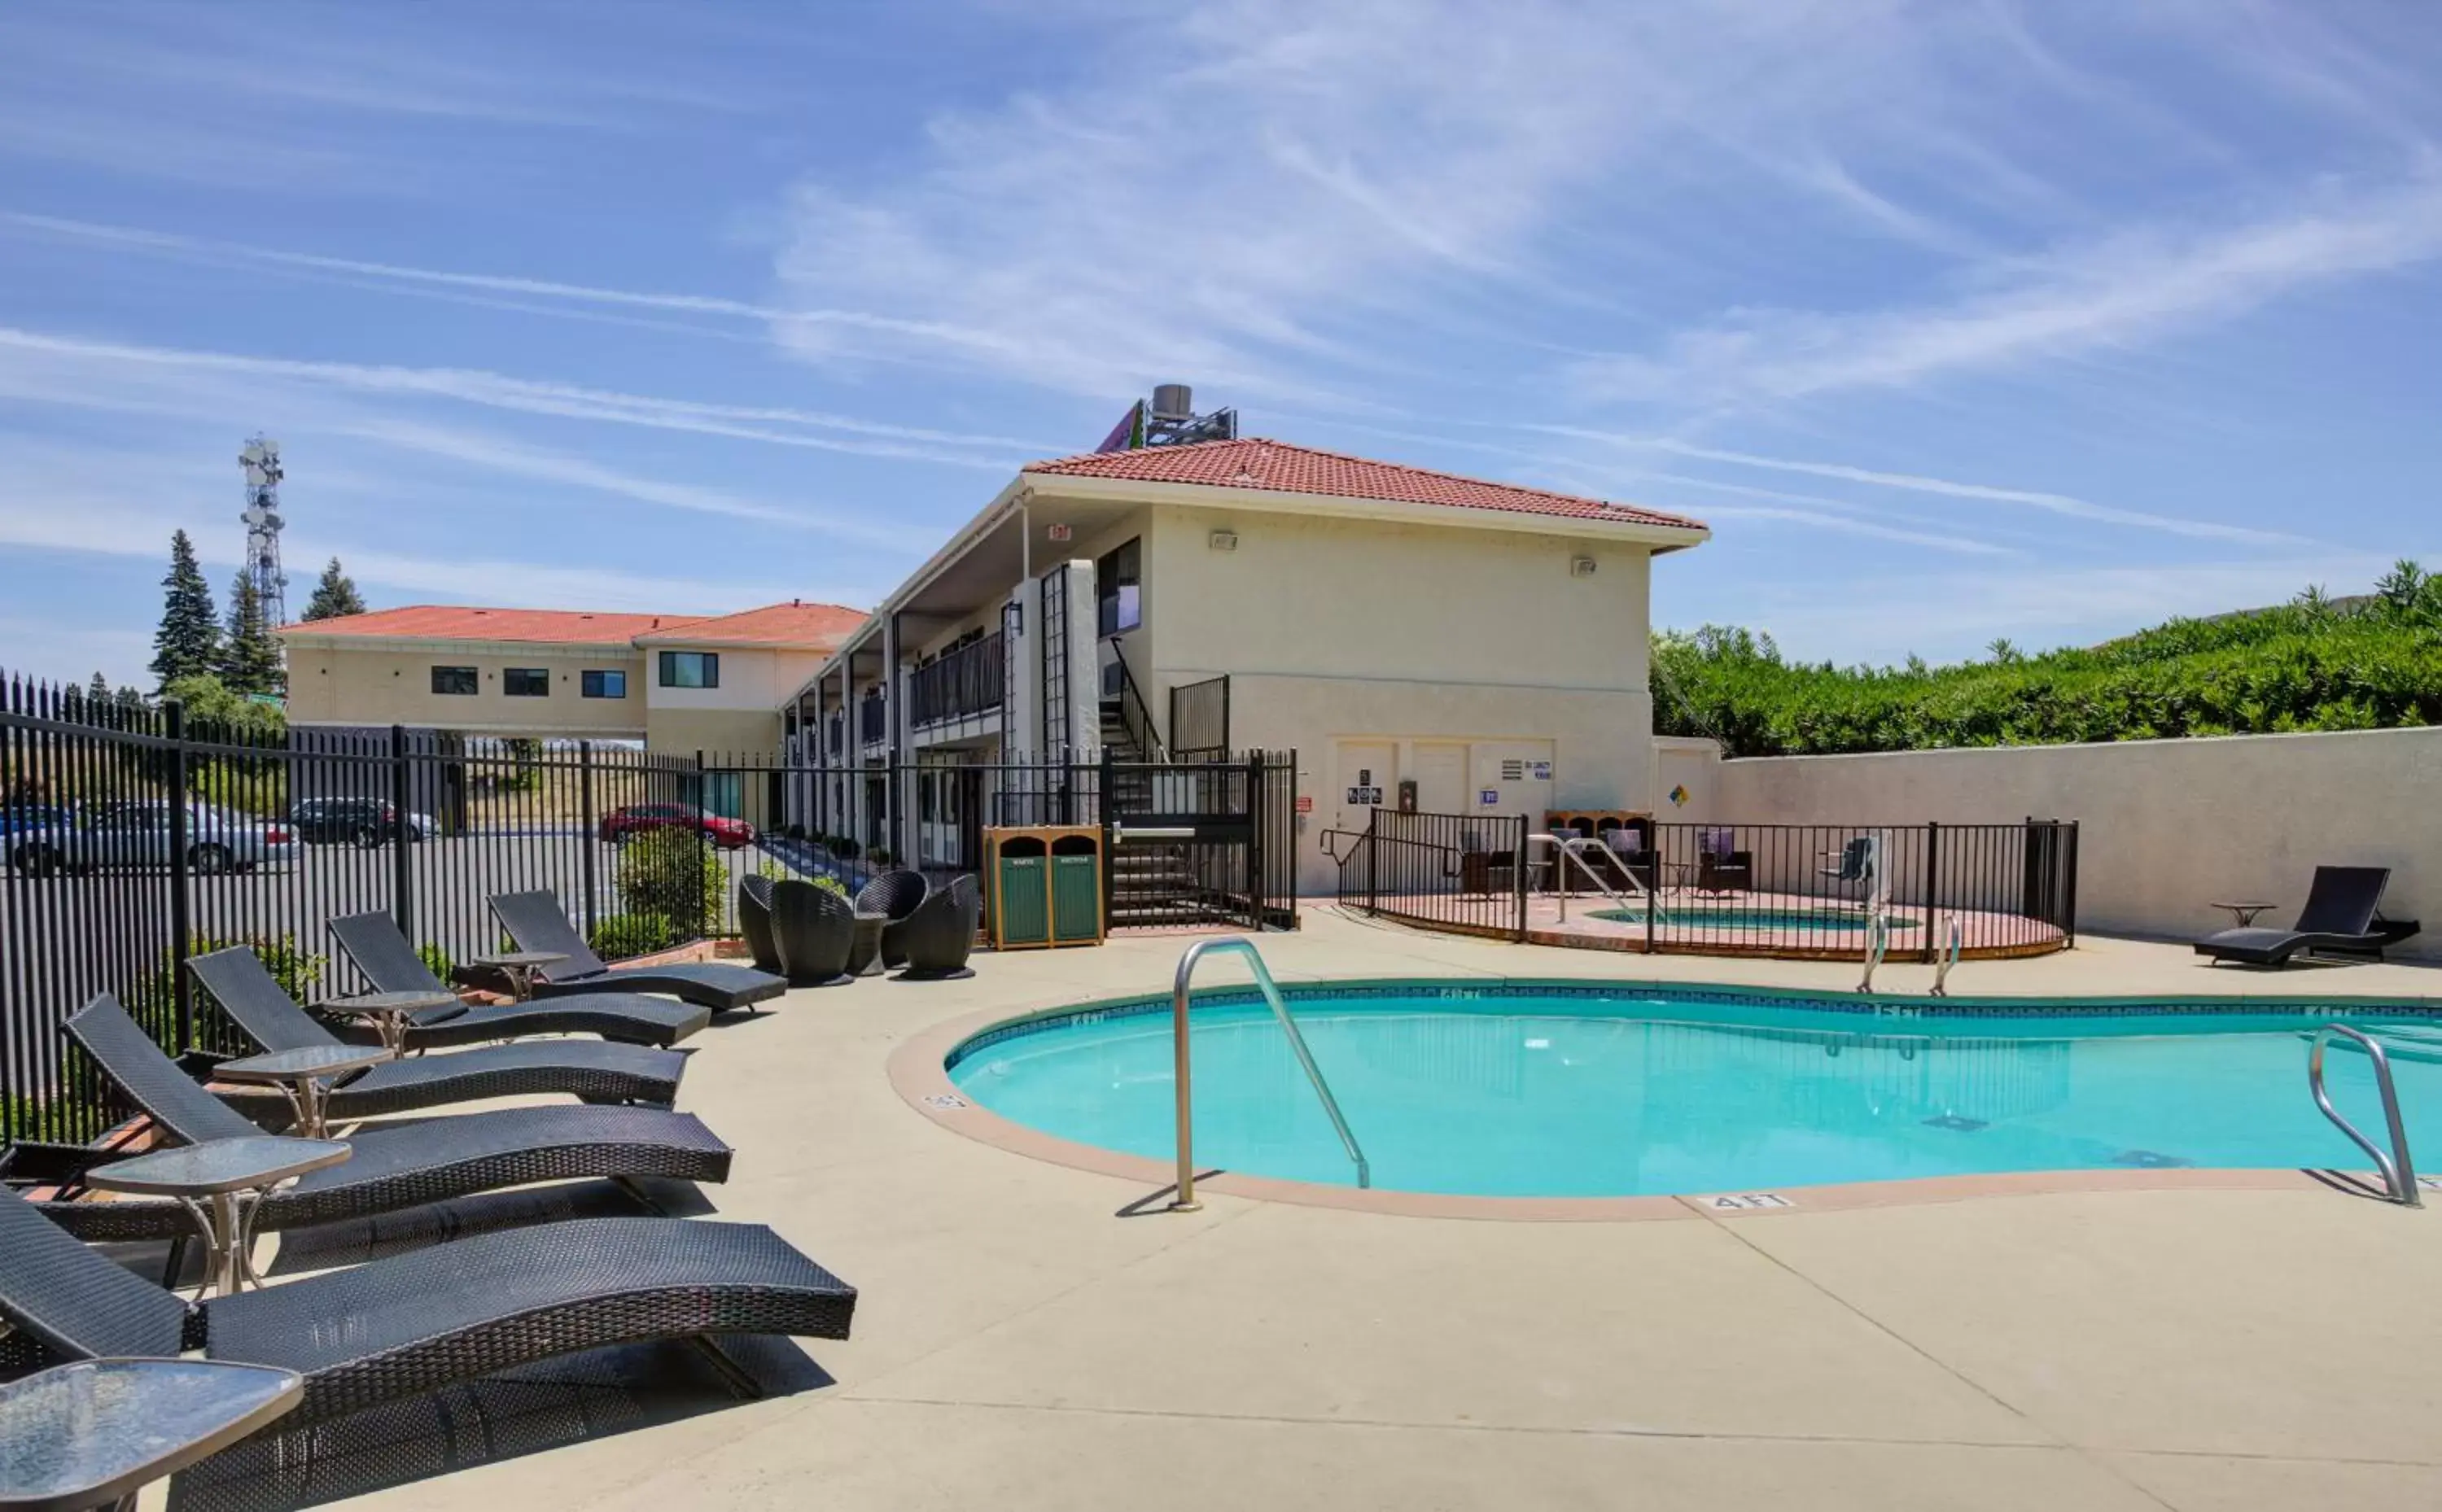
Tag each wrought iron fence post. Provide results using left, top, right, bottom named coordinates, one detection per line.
left=1646, top=824, right=1658, bottom=955
left=1245, top=751, right=1265, bottom=929
left=1922, top=820, right=1941, bottom=964
left=164, top=699, right=193, bottom=1049
left=1098, top=744, right=1116, bottom=925
left=2064, top=820, right=2081, bottom=946
left=1511, top=813, right=1528, bottom=942
left=695, top=749, right=711, bottom=940
left=387, top=725, right=414, bottom=942
left=578, top=740, right=599, bottom=940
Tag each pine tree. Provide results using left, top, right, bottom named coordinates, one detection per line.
left=221, top=570, right=285, bottom=697
left=87, top=671, right=110, bottom=706
left=150, top=531, right=221, bottom=691
left=302, top=557, right=366, bottom=621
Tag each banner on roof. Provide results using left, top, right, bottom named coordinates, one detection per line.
left=1095, top=400, right=1147, bottom=453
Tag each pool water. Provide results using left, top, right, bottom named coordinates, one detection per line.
left=947, top=988, right=2442, bottom=1198
left=1589, top=907, right=1914, bottom=933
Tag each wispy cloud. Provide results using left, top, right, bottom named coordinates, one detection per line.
left=1534, top=426, right=2313, bottom=548
left=1573, top=171, right=2442, bottom=410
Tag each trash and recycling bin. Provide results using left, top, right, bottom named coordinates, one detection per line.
left=985, top=825, right=1105, bottom=949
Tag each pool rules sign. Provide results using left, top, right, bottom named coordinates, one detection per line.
left=1345, top=768, right=1383, bottom=806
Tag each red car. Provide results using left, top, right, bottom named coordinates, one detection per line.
left=597, top=803, right=755, bottom=850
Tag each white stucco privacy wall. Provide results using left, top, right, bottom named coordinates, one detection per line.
left=1674, top=727, right=2442, bottom=961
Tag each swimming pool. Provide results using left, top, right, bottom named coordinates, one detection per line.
left=946, top=984, right=2442, bottom=1198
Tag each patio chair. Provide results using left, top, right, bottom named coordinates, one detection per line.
left=11, top=994, right=729, bottom=1252
left=1696, top=826, right=1751, bottom=895
left=737, top=875, right=782, bottom=972
left=887, top=873, right=981, bottom=981
left=0, top=1186, right=856, bottom=1427
left=854, top=870, right=929, bottom=972
left=770, top=879, right=856, bottom=987
left=489, top=890, right=787, bottom=1015
left=2194, top=866, right=2422, bottom=967
left=326, top=912, right=710, bottom=1049
left=186, top=946, right=687, bottom=1124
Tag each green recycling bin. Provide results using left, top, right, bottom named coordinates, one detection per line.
left=986, top=826, right=1104, bottom=950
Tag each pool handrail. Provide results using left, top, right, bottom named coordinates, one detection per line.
left=2308, top=1024, right=2421, bottom=1206
left=1169, top=937, right=1370, bottom=1211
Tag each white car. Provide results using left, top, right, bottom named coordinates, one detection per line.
left=6, top=801, right=300, bottom=876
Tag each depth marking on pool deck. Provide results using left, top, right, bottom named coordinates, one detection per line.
left=1701, top=1192, right=1796, bottom=1211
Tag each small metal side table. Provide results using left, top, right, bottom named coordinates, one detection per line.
left=467, top=950, right=570, bottom=1001
left=0, top=1359, right=302, bottom=1512
left=212, top=1044, right=395, bottom=1137
left=2209, top=901, right=2279, bottom=929
left=322, top=989, right=462, bottom=1055
left=86, top=1137, right=350, bottom=1298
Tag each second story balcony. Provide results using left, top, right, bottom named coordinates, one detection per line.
left=910, top=631, right=1004, bottom=730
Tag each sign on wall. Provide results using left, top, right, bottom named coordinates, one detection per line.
left=1479, top=789, right=1500, bottom=806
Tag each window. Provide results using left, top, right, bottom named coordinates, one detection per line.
left=503, top=667, right=550, bottom=697
left=581, top=669, right=628, bottom=699
left=431, top=666, right=478, bottom=696
left=659, top=651, right=719, bottom=689
left=1096, top=538, right=1141, bottom=636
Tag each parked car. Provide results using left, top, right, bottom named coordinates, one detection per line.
left=6, top=801, right=298, bottom=876
left=1, top=803, right=74, bottom=839
left=291, top=796, right=434, bottom=846
left=597, top=802, right=755, bottom=850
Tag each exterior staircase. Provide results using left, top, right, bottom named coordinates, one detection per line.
left=1099, top=695, right=1221, bottom=927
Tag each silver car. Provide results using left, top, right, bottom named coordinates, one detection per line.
left=6, top=800, right=300, bottom=876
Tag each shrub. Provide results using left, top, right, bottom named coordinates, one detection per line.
left=415, top=941, right=456, bottom=983
left=589, top=911, right=679, bottom=959
left=613, top=828, right=724, bottom=938
left=869, top=846, right=895, bottom=865
left=825, top=836, right=860, bottom=861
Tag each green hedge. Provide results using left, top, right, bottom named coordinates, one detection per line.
left=1655, top=562, right=2442, bottom=758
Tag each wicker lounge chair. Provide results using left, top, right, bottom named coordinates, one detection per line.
left=2194, top=866, right=2422, bottom=967
left=771, top=880, right=856, bottom=987
left=854, top=871, right=928, bottom=972
left=326, top=912, right=710, bottom=1048
left=887, top=873, right=981, bottom=981
left=11, top=994, right=729, bottom=1250
left=489, top=890, right=787, bottom=1014
left=0, top=1186, right=856, bottom=1427
left=737, top=875, right=782, bottom=972
left=187, top=947, right=686, bottom=1123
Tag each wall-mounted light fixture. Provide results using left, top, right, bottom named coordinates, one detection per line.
left=1569, top=555, right=1597, bottom=578
left=1209, top=530, right=1239, bottom=552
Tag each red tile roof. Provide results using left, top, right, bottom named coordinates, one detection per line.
left=280, top=605, right=689, bottom=645
left=632, top=601, right=867, bottom=648
left=1022, top=438, right=1706, bottom=531
left=282, top=601, right=866, bottom=650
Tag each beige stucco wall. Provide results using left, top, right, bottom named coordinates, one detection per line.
left=284, top=642, right=646, bottom=735
left=1688, top=728, right=2442, bottom=960
left=644, top=705, right=785, bottom=761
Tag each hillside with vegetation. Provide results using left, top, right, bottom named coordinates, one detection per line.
left=1652, top=560, right=2442, bottom=758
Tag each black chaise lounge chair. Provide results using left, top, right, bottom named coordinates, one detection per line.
left=7, top=994, right=729, bottom=1251
left=737, top=875, right=782, bottom=972
left=0, top=1186, right=856, bottom=1427
left=188, top=947, right=687, bottom=1123
left=770, top=880, right=856, bottom=987
left=327, top=911, right=711, bottom=1048
left=2194, top=865, right=2422, bottom=967
left=489, top=890, right=787, bottom=1014
left=887, top=873, right=981, bottom=981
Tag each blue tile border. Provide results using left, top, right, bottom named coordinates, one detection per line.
left=941, top=978, right=2442, bottom=1071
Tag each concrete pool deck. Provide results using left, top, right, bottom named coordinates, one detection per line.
left=189, top=911, right=2442, bottom=1511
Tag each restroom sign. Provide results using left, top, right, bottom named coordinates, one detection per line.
left=1479, top=789, right=1499, bottom=806
left=1346, top=786, right=1383, bottom=806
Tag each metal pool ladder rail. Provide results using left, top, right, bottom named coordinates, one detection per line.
left=2307, top=1024, right=2421, bottom=1207
left=1169, top=937, right=1370, bottom=1210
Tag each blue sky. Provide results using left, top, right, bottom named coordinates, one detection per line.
left=3, top=1, right=2440, bottom=688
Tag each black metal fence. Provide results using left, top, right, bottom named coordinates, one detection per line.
left=708, top=748, right=1301, bottom=932
left=1169, top=675, right=1230, bottom=761
left=1332, top=809, right=2077, bottom=958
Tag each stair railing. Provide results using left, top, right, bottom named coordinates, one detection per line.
left=1105, top=637, right=1167, bottom=762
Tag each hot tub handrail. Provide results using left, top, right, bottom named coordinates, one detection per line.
left=2308, top=1023, right=2421, bottom=1207
left=1169, top=937, right=1369, bottom=1212
left=1526, top=832, right=1668, bottom=927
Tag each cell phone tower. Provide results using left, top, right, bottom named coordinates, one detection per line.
left=237, top=435, right=287, bottom=626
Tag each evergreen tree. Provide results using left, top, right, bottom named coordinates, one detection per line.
left=221, top=570, right=285, bottom=697
left=150, top=531, right=221, bottom=691
left=87, top=671, right=110, bottom=706
left=302, top=557, right=366, bottom=621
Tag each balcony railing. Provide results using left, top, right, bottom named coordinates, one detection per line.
left=910, top=631, right=1005, bottom=728
left=859, top=695, right=887, bottom=746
